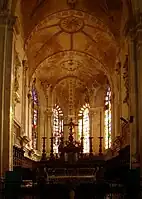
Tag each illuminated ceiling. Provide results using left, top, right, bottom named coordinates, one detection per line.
left=21, top=0, right=122, bottom=110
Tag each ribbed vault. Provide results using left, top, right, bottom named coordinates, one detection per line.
left=20, top=0, right=122, bottom=111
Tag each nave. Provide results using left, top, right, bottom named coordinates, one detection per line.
left=0, top=0, right=141, bottom=198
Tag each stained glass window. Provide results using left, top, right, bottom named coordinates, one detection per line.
left=32, top=86, right=39, bottom=150
left=53, top=105, right=63, bottom=154
left=104, top=86, right=112, bottom=149
left=78, top=104, right=90, bottom=153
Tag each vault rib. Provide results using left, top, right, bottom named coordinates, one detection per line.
left=34, top=30, right=62, bottom=58
left=37, top=23, right=60, bottom=32
left=81, top=30, right=106, bottom=56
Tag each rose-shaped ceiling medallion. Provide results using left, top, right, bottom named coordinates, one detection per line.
left=60, top=16, right=84, bottom=33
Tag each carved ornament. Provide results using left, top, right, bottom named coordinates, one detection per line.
left=19, top=135, right=30, bottom=149
left=111, top=136, right=123, bottom=153
left=60, top=16, right=84, bottom=33
left=13, top=52, right=21, bottom=105
left=25, top=10, right=112, bottom=47
left=0, top=13, right=16, bottom=28
left=61, top=60, right=82, bottom=72
left=123, top=55, right=129, bottom=105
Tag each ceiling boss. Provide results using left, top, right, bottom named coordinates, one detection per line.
left=60, top=16, right=84, bottom=33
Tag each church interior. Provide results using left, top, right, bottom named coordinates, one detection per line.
left=0, top=0, right=141, bottom=198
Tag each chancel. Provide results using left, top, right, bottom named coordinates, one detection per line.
left=0, top=0, right=141, bottom=198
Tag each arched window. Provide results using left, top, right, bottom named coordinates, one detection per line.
left=104, top=86, right=112, bottom=149
left=78, top=103, right=90, bottom=153
left=31, top=85, right=39, bottom=150
left=53, top=105, right=63, bottom=154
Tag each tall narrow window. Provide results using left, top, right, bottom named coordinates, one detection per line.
left=52, top=105, right=63, bottom=154
left=78, top=103, right=90, bottom=153
left=104, top=86, right=112, bottom=149
left=32, top=85, right=39, bottom=150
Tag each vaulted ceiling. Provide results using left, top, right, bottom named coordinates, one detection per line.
left=20, top=0, right=122, bottom=110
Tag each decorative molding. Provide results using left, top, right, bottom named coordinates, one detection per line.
left=13, top=52, right=21, bottom=106
left=61, top=60, right=82, bottom=72
left=115, top=61, right=121, bottom=75
left=30, top=0, right=46, bottom=17
left=19, top=135, right=30, bottom=149
left=123, top=55, right=129, bottom=105
left=0, top=13, right=16, bottom=28
left=111, top=136, right=123, bottom=154
left=124, top=11, right=142, bottom=39
left=60, top=16, right=84, bottom=33
left=22, top=60, right=28, bottom=71
left=25, top=9, right=113, bottom=48
left=14, top=17, right=20, bottom=35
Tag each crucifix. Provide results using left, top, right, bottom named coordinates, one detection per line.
left=64, top=118, right=78, bottom=135
left=64, top=118, right=78, bottom=142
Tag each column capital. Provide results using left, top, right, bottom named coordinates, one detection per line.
left=89, top=107, right=96, bottom=112
left=124, top=11, right=142, bottom=40
left=115, top=61, right=121, bottom=75
left=22, top=60, right=28, bottom=71
left=0, top=12, right=16, bottom=28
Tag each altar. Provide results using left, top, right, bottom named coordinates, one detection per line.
left=33, top=118, right=105, bottom=187
left=58, top=118, right=81, bottom=163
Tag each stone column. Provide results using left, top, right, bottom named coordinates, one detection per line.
left=89, top=108, right=96, bottom=136
left=21, top=60, right=28, bottom=135
left=127, top=13, right=141, bottom=171
left=114, top=62, right=121, bottom=137
left=63, top=116, right=68, bottom=141
left=46, top=108, right=52, bottom=156
left=0, top=13, right=16, bottom=176
left=27, top=90, right=32, bottom=147
left=134, top=18, right=142, bottom=171
left=89, top=108, right=95, bottom=153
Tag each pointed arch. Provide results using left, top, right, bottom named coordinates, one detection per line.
left=78, top=103, right=90, bottom=153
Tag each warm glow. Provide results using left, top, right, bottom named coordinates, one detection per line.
left=32, top=86, right=38, bottom=150
left=78, top=104, right=90, bottom=153
left=53, top=105, right=63, bottom=154
left=104, top=87, right=112, bottom=149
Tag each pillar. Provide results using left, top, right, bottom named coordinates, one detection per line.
left=114, top=62, right=121, bottom=137
left=0, top=12, right=16, bottom=176
left=89, top=108, right=94, bottom=137
left=46, top=108, right=52, bottom=156
left=134, top=18, right=142, bottom=172
left=63, top=116, right=68, bottom=141
left=127, top=12, right=141, bottom=171
left=21, top=60, right=28, bottom=135
left=27, top=90, right=32, bottom=147
left=89, top=108, right=95, bottom=153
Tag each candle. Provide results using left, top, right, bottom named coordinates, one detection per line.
left=100, top=110, right=102, bottom=137
left=44, top=116, right=45, bottom=136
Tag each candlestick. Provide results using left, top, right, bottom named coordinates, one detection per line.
left=41, top=136, right=47, bottom=161
left=100, top=110, right=102, bottom=137
left=98, top=136, right=103, bottom=156
left=89, top=136, right=93, bottom=156
left=82, top=112, right=83, bottom=137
